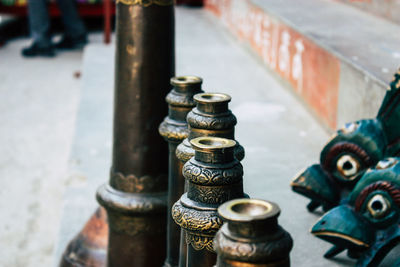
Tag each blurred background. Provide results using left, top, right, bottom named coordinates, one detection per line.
left=0, top=0, right=399, bottom=266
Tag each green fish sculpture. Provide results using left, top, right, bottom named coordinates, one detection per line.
left=311, top=157, right=400, bottom=266
left=291, top=69, right=400, bottom=212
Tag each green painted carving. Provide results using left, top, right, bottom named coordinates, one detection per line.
left=311, top=157, right=400, bottom=266
left=291, top=68, right=400, bottom=212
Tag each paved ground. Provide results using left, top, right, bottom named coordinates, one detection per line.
left=0, top=6, right=397, bottom=267
left=0, top=34, right=103, bottom=267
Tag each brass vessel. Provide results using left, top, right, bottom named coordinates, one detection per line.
left=159, top=76, right=203, bottom=267
left=215, top=199, right=293, bottom=267
left=176, top=93, right=245, bottom=163
left=172, top=137, right=246, bottom=267
left=96, top=0, right=175, bottom=266
left=175, top=93, right=245, bottom=266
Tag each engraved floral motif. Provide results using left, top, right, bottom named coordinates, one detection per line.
left=159, top=119, right=189, bottom=143
left=176, top=139, right=194, bottom=163
left=172, top=201, right=222, bottom=233
left=188, top=183, right=244, bottom=205
left=187, top=109, right=237, bottom=130
left=185, top=232, right=215, bottom=252
left=214, top=229, right=293, bottom=262
left=166, top=90, right=198, bottom=107
left=183, top=161, right=243, bottom=186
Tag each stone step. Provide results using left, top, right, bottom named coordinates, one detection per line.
left=205, top=0, right=400, bottom=131
left=336, top=0, right=400, bottom=25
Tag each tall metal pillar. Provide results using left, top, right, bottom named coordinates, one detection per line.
left=97, top=1, right=175, bottom=266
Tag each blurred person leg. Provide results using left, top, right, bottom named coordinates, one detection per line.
left=22, top=0, right=55, bottom=57
left=54, top=0, right=88, bottom=50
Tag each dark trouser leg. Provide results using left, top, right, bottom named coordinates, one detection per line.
left=27, top=0, right=52, bottom=47
left=56, top=0, right=87, bottom=39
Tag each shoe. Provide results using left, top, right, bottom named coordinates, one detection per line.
left=54, top=35, right=88, bottom=50
left=21, top=43, right=55, bottom=58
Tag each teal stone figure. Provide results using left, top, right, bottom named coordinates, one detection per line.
left=311, top=157, right=400, bottom=266
left=291, top=69, right=400, bottom=212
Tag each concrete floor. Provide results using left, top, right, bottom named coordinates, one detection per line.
left=0, top=34, right=104, bottom=267
left=0, top=6, right=397, bottom=267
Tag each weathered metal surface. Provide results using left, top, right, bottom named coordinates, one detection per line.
left=60, top=207, right=108, bottom=267
left=96, top=1, right=174, bottom=266
left=172, top=136, right=246, bottom=267
left=291, top=69, right=400, bottom=212
left=176, top=92, right=244, bottom=166
left=311, top=157, right=400, bottom=266
left=159, top=76, right=203, bottom=267
left=214, top=199, right=293, bottom=267
left=175, top=92, right=245, bottom=266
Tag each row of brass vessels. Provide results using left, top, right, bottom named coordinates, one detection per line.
left=58, top=1, right=294, bottom=266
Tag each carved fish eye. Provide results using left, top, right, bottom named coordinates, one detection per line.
left=367, top=194, right=390, bottom=218
left=336, top=155, right=360, bottom=179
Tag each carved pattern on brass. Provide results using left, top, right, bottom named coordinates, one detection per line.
left=187, top=183, right=244, bottom=204
left=183, top=162, right=243, bottom=186
left=172, top=201, right=222, bottom=233
left=166, top=91, right=198, bottom=107
left=115, top=0, right=174, bottom=6
left=97, top=184, right=167, bottom=214
left=187, top=110, right=237, bottom=130
left=176, top=139, right=194, bottom=163
left=110, top=171, right=166, bottom=193
left=159, top=120, right=189, bottom=143
left=185, top=232, right=214, bottom=252
left=214, top=229, right=293, bottom=262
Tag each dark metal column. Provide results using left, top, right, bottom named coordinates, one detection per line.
left=96, top=1, right=175, bottom=266
left=159, top=76, right=203, bottom=267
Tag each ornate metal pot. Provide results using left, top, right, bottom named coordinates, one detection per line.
left=172, top=136, right=246, bottom=267
left=291, top=69, right=400, bottom=212
left=176, top=92, right=245, bottom=164
left=159, top=76, right=203, bottom=267
left=214, top=198, right=293, bottom=267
